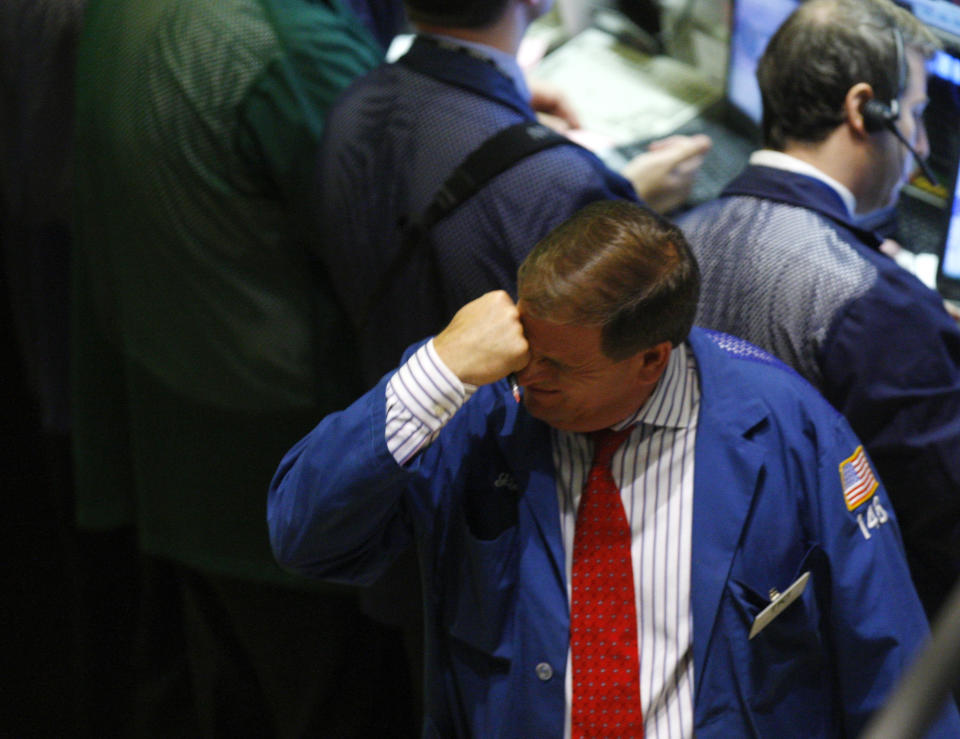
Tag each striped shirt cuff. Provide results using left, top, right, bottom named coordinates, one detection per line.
left=385, top=340, right=477, bottom=465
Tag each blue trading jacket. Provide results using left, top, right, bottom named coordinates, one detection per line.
left=268, top=329, right=960, bottom=738
left=678, top=165, right=960, bottom=617
left=312, top=36, right=637, bottom=388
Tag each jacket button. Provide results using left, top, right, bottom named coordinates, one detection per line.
left=535, top=662, right=553, bottom=681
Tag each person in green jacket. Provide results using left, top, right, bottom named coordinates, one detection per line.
left=71, top=0, right=414, bottom=735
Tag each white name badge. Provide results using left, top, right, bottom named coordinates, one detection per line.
left=748, top=571, right=811, bottom=640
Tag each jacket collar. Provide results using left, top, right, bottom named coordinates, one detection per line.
left=396, top=35, right=536, bottom=120
left=722, top=164, right=884, bottom=250
left=685, top=329, right=770, bottom=700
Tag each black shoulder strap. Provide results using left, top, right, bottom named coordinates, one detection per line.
left=414, top=120, right=570, bottom=235
left=358, top=121, right=571, bottom=329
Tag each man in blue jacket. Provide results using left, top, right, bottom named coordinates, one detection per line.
left=677, top=0, right=960, bottom=619
left=269, top=200, right=959, bottom=737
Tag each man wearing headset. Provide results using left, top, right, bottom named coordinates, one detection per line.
left=678, top=0, right=960, bottom=620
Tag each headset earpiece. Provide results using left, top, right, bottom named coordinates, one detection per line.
left=859, top=23, right=939, bottom=186
left=860, top=24, right=905, bottom=134
left=861, top=98, right=898, bottom=133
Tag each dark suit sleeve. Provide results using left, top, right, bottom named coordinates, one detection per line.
left=810, top=413, right=960, bottom=736
left=819, top=269, right=960, bottom=617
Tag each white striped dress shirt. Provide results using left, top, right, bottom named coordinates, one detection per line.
left=385, top=340, right=700, bottom=739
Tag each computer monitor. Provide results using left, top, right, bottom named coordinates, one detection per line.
left=936, top=145, right=960, bottom=301
left=896, top=0, right=960, bottom=47
left=724, top=0, right=799, bottom=130
left=549, top=0, right=794, bottom=132
left=896, top=1, right=960, bottom=181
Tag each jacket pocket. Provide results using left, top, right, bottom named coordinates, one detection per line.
left=727, top=546, right=826, bottom=711
left=442, top=513, right=518, bottom=661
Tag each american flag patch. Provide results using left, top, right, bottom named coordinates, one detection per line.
left=839, top=446, right=879, bottom=511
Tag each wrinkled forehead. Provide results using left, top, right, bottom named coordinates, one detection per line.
left=518, top=301, right=607, bottom=364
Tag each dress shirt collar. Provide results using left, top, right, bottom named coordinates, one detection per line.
left=417, top=32, right=531, bottom=102
left=749, top=149, right=857, bottom=218
left=612, top=342, right=695, bottom=432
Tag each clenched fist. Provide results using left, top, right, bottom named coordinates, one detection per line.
left=433, top=291, right=530, bottom=387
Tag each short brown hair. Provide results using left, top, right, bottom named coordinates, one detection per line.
left=517, top=200, right=700, bottom=360
left=758, top=0, right=939, bottom=149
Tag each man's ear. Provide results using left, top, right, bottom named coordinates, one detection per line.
left=845, top=82, right=878, bottom=138
left=633, top=341, right=672, bottom=384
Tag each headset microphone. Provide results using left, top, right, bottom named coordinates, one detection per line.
left=860, top=25, right=940, bottom=187
left=884, top=115, right=940, bottom=187
left=864, top=99, right=940, bottom=186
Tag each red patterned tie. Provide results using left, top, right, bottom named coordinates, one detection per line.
left=571, top=426, right=643, bottom=738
